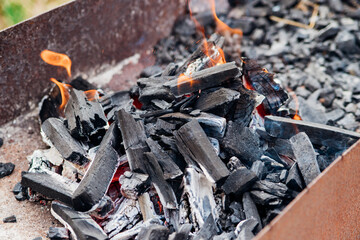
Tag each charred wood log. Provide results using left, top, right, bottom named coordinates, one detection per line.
left=193, top=214, right=218, bottom=240
left=137, top=76, right=175, bottom=105
left=221, top=167, right=258, bottom=195
left=119, top=171, right=150, bottom=200
left=242, top=192, right=262, bottom=233
left=100, top=91, right=131, bottom=113
left=286, top=162, right=304, bottom=192
left=137, top=224, right=170, bottom=240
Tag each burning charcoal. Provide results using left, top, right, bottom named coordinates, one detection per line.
left=168, top=224, right=193, bottom=240
left=47, top=227, right=69, bottom=240
left=193, top=214, right=218, bottom=240
left=117, top=109, right=149, bottom=173
left=251, top=180, right=289, bottom=199
left=175, top=120, right=230, bottom=183
left=137, top=76, right=174, bottom=105
left=151, top=99, right=172, bottom=110
left=242, top=192, right=262, bottom=233
left=221, top=167, right=258, bottom=195
left=229, top=87, right=256, bottom=127
left=221, top=121, right=263, bottom=166
left=234, top=218, right=258, bottom=240
left=138, top=193, right=157, bottom=221
left=250, top=190, right=282, bottom=206
left=194, top=88, right=240, bottom=117
left=3, top=215, right=16, bottom=223
left=41, top=118, right=88, bottom=165
left=100, top=91, right=131, bottom=113
left=64, top=89, right=107, bottom=141
left=144, top=152, right=178, bottom=210
left=251, top=161, right=265, bottom=180
left=21, top=170, right=77, bottom=207
left=264, top=116, right=360, bottom=150
left=119, top=171, right=150, bottom=199
left=137, top=224, right=170, bottom=240
left=290, top=132, right=321, bottom=186
left=242, top=58, right=288, bottom=113
left=0, top=162, right=15, bottom=178
left=183, top=168, right=218, bottom=229
left=165, top=62, right=240, bottom=97
left=286, top=163, right=304, bottom=192
left=72, top=123, right=120, bottom=211
left=51, top=202, right=108, bottom=240
left=146, top=138, right=182, bottom=180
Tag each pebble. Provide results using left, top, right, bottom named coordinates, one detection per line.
left=0, top=162, right=15, bottom=178
left=3, top=215, right=17, bottom=223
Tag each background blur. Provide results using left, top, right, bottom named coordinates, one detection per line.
left=0, top=0, right=70, bottom=30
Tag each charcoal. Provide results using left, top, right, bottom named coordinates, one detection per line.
left=119, top=171, right=150, bottom=199
left=242, top=192, right=262, bottom=233
left=316, top=23, right=340, bottom=41
left=250, top=190, right=282, bottom=206
left=162, top=63, right=178, bottom=77
left=51, top=202, right=108, bottom=240
left=111, top=218, right=161, bottom=240
left=304, top=77, right=321, bottom=92
left=165, top=62, right=240, bottom=97
left=251, top=180, right=289, bottom=198
left=279, top=170, right=288, bottom=183
left=193, top=214, right=217, bottom=240
left=251, top=161, right=265, bottom=180
left=273, top=139, right=295, bottom=163
left=229, top=201, right=245, bottom=223
left=146, top=138, right=182, bottom=180
left=144, top=152, right=178, bottom=210
left=100, top=91, right=130, bottom=113
left=221, top=121, right=263, bottom=166
left=70, top=77, right=96, bottom=91
left=229, top=87, right=256, bottom=127
left=64, top=89, right=107, bottom=140
left=265, top=173, right=281, bottom=183
left=290, top=97, right=327, bottom=124
left=47, top=227, right=69, bottom=240
left=175, top=120, right=230, bottom=183
left=265, top=116, right=360, bottom=150
left=0, top=137, right=3, bottom=148
left=152, top=99, right=172, bottom=110
left=227, top=156, right=245, bottom=172
left=168, top=224, right=193, bottom=240
left=234, top=218, right=258, bottom=240
left=137, top=224, right=170, bottom=240
left=138, top=193, right=157, bottom=221
left=213, top=231, right=236, bottom=240
left=3, top=215, right=16, bottom=223
left=0, top=162, right=15, bottom=178
left=329, top=0, right=343, bottom=12
left=72, top=123, right=120, bottom=211
left=290, top=132, right=321, bottom=186
left=117, top=109, right=149, bottom=173
left=161, top=112, right=227, bottom=138
left=209, top=137, right=220, bottom=156
left=194, top=88, right=240, bottom=117
left=221, top=167, right=258, bottom=195
left=286, top=163, right=304, bottom=192
left=138, top=76, right=174, bottom=105
left=41, top=118, right=88, bottom=165
left=140, top=65, right=163, bottom=78
left=12, top=182, right=23, bottom=194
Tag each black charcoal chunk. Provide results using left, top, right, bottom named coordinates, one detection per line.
left=250, top=190, right=281, bottom=206
left=251, top=161, right=265, bottom=180
left=119, top=171, right=150, bottom=199
left=227, top=156, right=246, bottom=171
left=137, top=224, right=170, bottom=240
left=193, top=214, right=217, bottom=240
left=251, top=180, right=289, bottom=198
left=169, top=224, right=193, bottom=240
left=47, top=227, right=69, bottom=240
left=286, top=163, right=304, bottom=192
left=138, top=76, right=174, bottom=105
left=3, top=215, right=16, bottom=223
left=221, top=167, right=257, bottom=195
left=0, top=162, right=15, bottom=178
left=235, top=218, right=258, bottom=240
left=290, top=132, right=321, bottom=186
left=0, top=137, right=3, bottom=148
left=140, top=65, right=163, bottom=78
left=70, top=77, right=96, bottom=91
left=316, top=23, right=340, bottom=41
left=242, top=192, right=262, bottom=233
left=41, top=118, right=88, bottom=165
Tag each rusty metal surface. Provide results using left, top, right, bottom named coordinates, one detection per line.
left=255, top=140, right=360, bottom=240
left=0, top=0, right=186, bottom=125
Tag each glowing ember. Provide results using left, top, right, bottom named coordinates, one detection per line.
left=178, top=73, right=194, bottom=88
left=50, top=78, right=70, bottom=111
left=84, top=89, right=100, bottom=102
left=287, top=88, right=302, bottom=120
left=40, top=50, right=72, bottom=77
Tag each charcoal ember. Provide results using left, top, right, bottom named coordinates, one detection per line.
left=251, top=180, right=290, bottom=199
left=228, top=87, right=256, bottom=127
left=146, top=138, right=182, bottom=180
left=285, top=163, right=304, bottom=192
left=251, top=161, right=265, bottom=180
left=47, top=227, right=69, bottom=240
left=242, top=192, right=262, bottom=233
left=175, top=120, right=230, bottom=183
left=194, top=88, right=240, bottom=117
left=100, top=91, right=131, bottom=113
left=64, top=89, right=107, bottom=141
left=193, top=214, right=218, bottom=240
left=221, top=167, right=258, bottom=195
left=41, top=118, right=88, bottom=165
left=165, top=62, right=240, bottom=97
left=242, top=58, right=288, bottom=113
left=137, top=224, right=170, bottom=240
left=227, top=156, right=245, bottom=172
left=168, top=224, right=193, bottom=240
left=221, top=121, right=263, bottom=166
left=51, top=202, right=108, bottom=240
left=250, top=190, right=282, bottom=206
left=234, top=218, right=258, bottom=240
left=0, top=162, right=15, bottom=178
left=3, top=215, right=16, bottom=223
left=137, top=76, right=174, bottom=105
left=183, top=168, right=218, bottom=229
left=119, top=171, right=150, bottom=199
left=144, top=152, right=178, bottom=210
left=91, top=195, right=114, bottom=219
left=72, top=123, right=120, bottom=211
left=290, top=132, right=321, bottom=186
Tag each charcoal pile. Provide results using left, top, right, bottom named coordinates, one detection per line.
left=16, top=0, right=360, bottom=240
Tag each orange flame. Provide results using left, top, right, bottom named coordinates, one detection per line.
left=41, top=50, right=72, bottom=77
left=84, top=89, right=100, bottom=102
left=287, top=87, right=302, bottom=120
left=210, top=0, right=243, bottom=36
left=50, top=78, right=70, bottom=111
left=178, top=73, right=194, bottom=88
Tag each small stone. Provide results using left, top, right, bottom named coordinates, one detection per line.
left=345, top=103, right=357, bottom=113
left=0, top=162, right=15, bottom=178
left=325, top=108, right=345, bottom=122
left=3, top=215, right=17, bottom=223
left=335, top=31, right=360, bottom=55
left=337, top=114, right=358, bottom=130
left=329, top=0, right=343, bottom=12
left=47, top=227, right=69, bottom=240
left=0, top=137, right=3, bottom=148
left=295, top=86, right=311, bottom=99
left=304, top=77, right=321, bottom=92
left=251, top=29, right=265, bottom=45
left=316, top=23, right=339, bottom=41
left=32, top=238, right=42, bottom=240
left=342, top=91, right=352, bottom=103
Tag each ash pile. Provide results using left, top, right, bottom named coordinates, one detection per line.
left=16, top=0, right=360, bottom=240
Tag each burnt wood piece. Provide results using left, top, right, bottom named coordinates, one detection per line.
left=250, top=190, right=282, bottom=206
left=70, top=77, right=97, bottom=91
left=169, top=224, right=193, bottom=240
left=47, top=227, right=69, bottom=240
left=165, top=62, right=240, bottom=97
left=119, top=171, right=150, bottom=200
left=290, top=132, right=321, bottom=186
left=235, top=218, right=258, bottom=240
left=194, top=88, right=240, bottom=117
left=72, top=123, right=120, bottom=211
left=286, top=163, right=304, bottom=192
left=251, top=180, right=289, bottom=198
left=41, top=118, right=88, bottom=165
left=251, top=161, right=265, bottom=180
left=221, top=167, right=258, bottom=195
left=138, top=193, right=157, bottom=221
left=137, top=224, right=170, bottom=240
left=65, top=89, right=107, bottom=140
left=21, top=170, right=77, bottom=207
left=155, top=119, right=177, bottom=135
left=100, top=91, right=131, bottom=113
left=242, top=192, right=262, bottom=233
left=221, top=121, right=263, bottom=166
left=144, top=152, right=178, bottom=210
left=229, top=86, right=256, bottom=127
left=146, top=138, right=182, bottom=180
left=175, top=120, right=230, bottom=183
left=242, top=58, right=288, bottom=114
left=264, top=116, right=360, bottom=150
left=161, top=112, right=226, bottom=138
left=193, top=214, right=217, bottom=240
left=51, top=202, right=108, bottom=240
left=137, top=76, right=174, bottom=105
left=116, top=109, right=149, bottom=173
